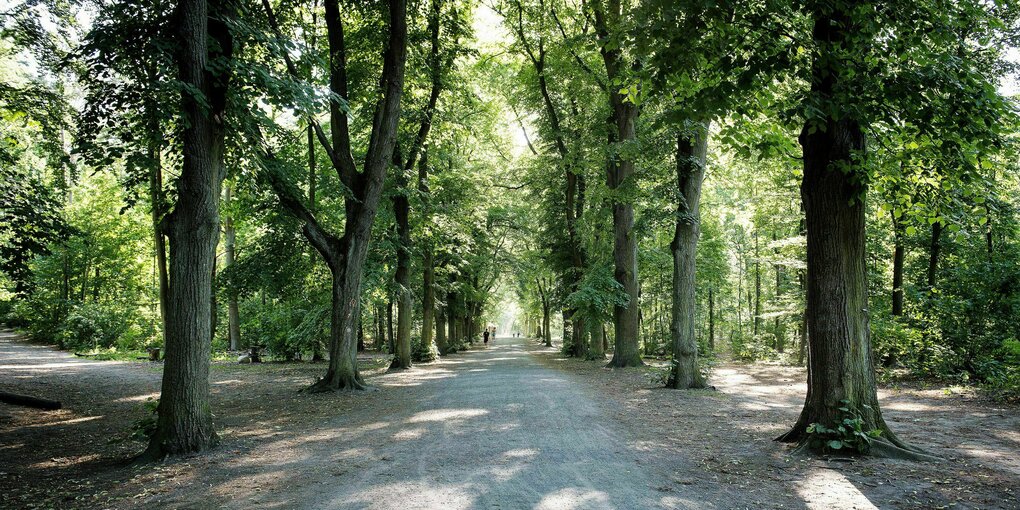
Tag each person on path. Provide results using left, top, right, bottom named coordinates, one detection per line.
left=483, top=329, right=489, bottom=345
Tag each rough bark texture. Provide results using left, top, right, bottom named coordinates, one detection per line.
left=144, top=0, right=232, bottom=459
left=777, top=2, right=927, bottom=460
left=593, top=0, right=642, bottom=368
left=667, top=124, right=709, bottom=389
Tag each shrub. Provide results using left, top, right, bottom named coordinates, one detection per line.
left=411, top=335, right=438, bottom=363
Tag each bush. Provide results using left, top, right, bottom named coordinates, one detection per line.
left=411, top=335, right=438, bottom=363
left=62, top=301, right=134, bottom=352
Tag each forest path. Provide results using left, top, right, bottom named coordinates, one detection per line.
left=181, top=336, right=694, bottom=510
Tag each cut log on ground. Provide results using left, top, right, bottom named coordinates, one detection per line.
left=0, top=391, right=62, bottom=410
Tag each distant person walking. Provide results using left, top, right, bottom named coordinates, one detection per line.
left=483, top=329, right=490, bottom=345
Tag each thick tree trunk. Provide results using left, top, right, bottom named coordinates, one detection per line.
left=224, top=186, right=240, bottom=351
left=667, top=125, right=709, bottom=389
left=777, top=4, right=925, bottom=460
left=592, top=0, right=641, bottom=368
left=312, top=264, right=368, bottom=390
left=588, top=321, right=605, bottom=359
left=145, top=0, right=232, bottom=459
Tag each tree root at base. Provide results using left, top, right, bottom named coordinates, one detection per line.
left=301, top=375, right=372, bottom=393
left=777, top=426, right=941, bottom=462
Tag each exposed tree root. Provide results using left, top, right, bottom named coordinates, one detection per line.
left=777, top=424, right=941, bottom=462
left=388, top=358, right=411, bottom=371
left=302, top=374, right=371, bottom=393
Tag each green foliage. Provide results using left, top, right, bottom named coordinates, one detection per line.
left=805, top=401, right=884, bottom=455
left=411, top=335, right=438, bottom=363
left=130, top=398, right=159, bottom=442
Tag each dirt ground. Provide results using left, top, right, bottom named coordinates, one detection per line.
left=1, top=328, right=1018, bottom=509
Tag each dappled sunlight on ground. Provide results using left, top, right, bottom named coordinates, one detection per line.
left=796, top=468, right=878, bottom=510
left=3, top=330, right=1019, bottom=509
left=535, top=487, right=611, bottom=509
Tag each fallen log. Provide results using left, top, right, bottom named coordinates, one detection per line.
left=0, top=391, right=62, bottom=410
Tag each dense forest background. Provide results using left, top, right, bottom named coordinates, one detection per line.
left=2, top=0, right=1020, bottom=460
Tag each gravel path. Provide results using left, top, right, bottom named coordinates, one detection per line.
left=8, top=329, right=1015, bottom=509
left=165, top=336, right=691, bottom=509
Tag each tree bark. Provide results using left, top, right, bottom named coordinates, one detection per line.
left=224, top=186, right=240, bottom=351
left=708, top=287, right=715, bottom=352
left=753, top=230, right=761, bottom=336
left=592, top=0, right=641, bottom=368
left=419, top=151, right=436, bottom=356
left=891, top=213, right=905, bottom=316
left=144, top=0, right=232, bottom=459
left=435, top=304, right=447, bottom=354
left=391, top=147, right=412, bottom=369
left=386, top=299, right=395, bottom=355
left=147, top=103, right=169, bottom=337
left=927, top=221, right=941, bottom=289
left=302, top=0, right=408, bottom=392
left=777, top=2, right=925, bottom=459
left=667, top=124, right=709, bottom=389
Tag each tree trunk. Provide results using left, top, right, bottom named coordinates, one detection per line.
left=447, top=286, right=458, bottom=352
left=391, top=149, right=412, bottom=369
left=708, top=287, right=715, bottom=352
left=927, top=221, right=941, bottom=289
left=148, top=114, right=169, bottom=337
left=753, top=230, right=761, bottom=337
left=777, top=3, right=924, bottom=459
left=667, top=125, right=709, bottom=389
left=145, top=0, right=233, bottom=458
left=224, top=186, right=240, bottom=351
left=543, top=306, right=551, bottom=347
left=299, top=0, right=407, bottom=393
left=358, top=315, right=365, bottom=352
left=592, top=0, right=642, bottom=368
left=891, top=214, right=905, bottom=316
left=387, top=299, right=395, bottom=355
left=435, top=305, right=447, bottom=354
left=589, top=321, right=605, bottom=359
